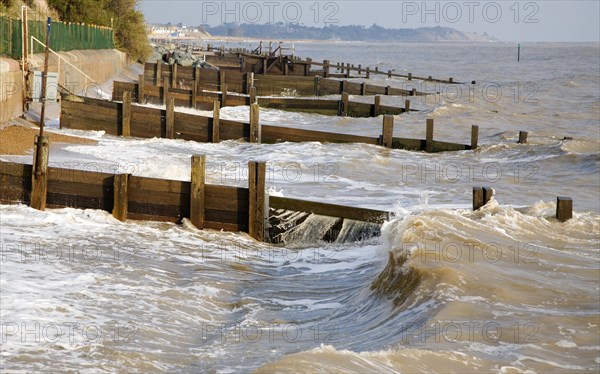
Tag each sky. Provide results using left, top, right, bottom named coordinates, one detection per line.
left=139, top=1, right=600, bottom=42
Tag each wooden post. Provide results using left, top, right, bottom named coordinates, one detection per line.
left=404, top=99, right=411, bottom=113
left=121, top=91, right=131, bottom=137
left=323, top=59, right=330, bottom=78
left=473, top=187, right=484, bottom=210
left=366, top=67, right=370, bottom=79
left=339, top=92, right=349, bottom=116
left=221, top=83, right=228, bottom=107
left=248, top=72, right=254, bottom=88
left=518, top=131, right=528, bottom=144
left=191, top=78, right=198, bottom=109
left=219, top=70, right=226, bottom=90
left=375, top=67, right=379, bottom=73
left=385, top=85, right=391, bottom=95
left=428, top=75, right=432, bottom=81
left=388, top=70, right=392, bottom=78
left=358, top=64, right=362, bottom=74
left=262, top=58, right=267, bottom=74
left=30, top=135, right=49, bottom=210
left=483, top=187, right=494, bottom=205
left=361, top=82, right=367, bottom=95
left=411, top=88, right=417, bottom=96
left=341, top=80, right=347, bottom=94
left=408, top=72, right=412, bottom=81
left=381, top=115, right=394, bottom=148
left=250, top=103, right=260, bottom=143
left=373, top=95, right=381, bottom=116
left=166, top=96, right=175, bottom=139
left=137, top=74, right=145, bottom=104
left=556, top=197, right=573, bottom=222
left=171, top=63, right=178, bottom=87
left=112, top=174, right=130, bottom=222
left=162, top=77, right=169, bottom=105
left=248, top=161, right=266, bottom=241
left=304, top=58, right=312, bottom=76
left=156, top=60, right=162, bottom=85
left=471, top=125, right=479, bottom=150
left=212, top=101, right=220, bottom=143
left=425, top=118, right=434, bottom=152
left=190, top=155, right=206, bottom=229
left=248, top=86, right=257, bottom=104
left=283, top=60, right=288, bottom=75
left=449, top=77, right=454, bottom=83
left=314, top=75, right=321, bottom=96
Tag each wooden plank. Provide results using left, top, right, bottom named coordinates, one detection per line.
left=261, top=125, right=379, bottom=145
left=471, top=125, right=479, bottom=150
left=248, top=161, right=266, bottom=240
left=190, top=155, right=206, bottom=229
left=425, top=118, right=434, bottom=152
left=269, top=196, right=388, bottom=224
left=31, top=135, right=49, bottom=210
left=113, top=174, right=130, bottom=221
left=121, top=91, right=132, bottom=137
left=212, top=101, right=220, bottom=143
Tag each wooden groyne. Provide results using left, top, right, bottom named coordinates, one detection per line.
left=111, top=80, right=415, bottom=118
left=0, top=158, right=387, bottom=242
left=60, top=94, right=477, bottom=152
left=133, top=62, right=429, bottom=99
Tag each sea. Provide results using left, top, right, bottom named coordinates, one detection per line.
left=1, top=41, right=599, bottom=373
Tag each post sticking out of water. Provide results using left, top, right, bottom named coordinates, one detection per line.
left=121, top=91, right=132, bottom=137
left=190, top=155, right=206, bottom=229
left=425, top=118, right=434, bottom=152
left=112, top=174, right=130, bottom=222
left=518, top=131, right=528, bottom=144
left=166, top=96, right=175, bottom=139
left=249, top=161, right=266, bottom=241
left=404, top=99, right=411, bottom=113
left=381, top=115, right=394, bottom=148
left=518, top=43, right=521, bottom=62
left=556, top=197, right=573, bottom=222
left=212, top=101, right=220, bottom=143
left=473, top=187, right=494, bottom=210
left=31, top=135, right=49, bottom=211
left=373, top=95, right=381, bottom=116
left=250, top=103, right=260, bottom=143
left=471, top=125, right=479, bottom=150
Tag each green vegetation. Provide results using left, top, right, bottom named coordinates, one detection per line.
left=0, top=0, right=151, bottom=61
left=47, top=0, right=151, bottom=61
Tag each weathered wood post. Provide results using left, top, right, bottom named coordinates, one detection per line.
left=388, top=70, right=392, bottom=78
left=404, top=99, right=411, bottom=113
left=212, top=101, right=220, bottom=143
left=112, top=174, right=130, bottom=222
left=248, top=161, right=266, bottom=241
left=166, top=96, right=175, bottom=139
left=190, top=155, right=206, bottom=229
left=341, top=80, right=348, bottom=94
left=518, top=131, right=528, bottom=143
left=314, top=75, right=321, bottom=96
left=137, top=74, right=145, bottom=104
left=162, top=77, right=169, bottom=105
left=304, top=58, right=312, bottom=76
left=556, top=197, right=573, bottom=222
left=471, top=125, right=479, bottom=150
left=361, top=82, right=367, bottom=95
left=323, top=59, right=330, bottom=78
left=425, top=118, right=434, bottom=152
left=339, top=92, right=349, bottom=116
left=411, top=88, right=417, bottom=96
left=248, top=72, right=254, bottom=90
left=249, top=103, right=260, bottom=143
left=449, top=77, right=454, bottom=83
left=121, top=91, right=132, bottom=137
left=428, top=75, right=432, bottom=81
left=221, top=83, right=228, bottom=107
left=473, top=187, right=494, bottom=210
left=171, top=63, right=178, bottom=88
left=385, top=85, right=391, bottom=95
left=381, top=115, right=394, bottom=148
left=30, top=135, right=49, bottom=210
left=249, top=86, right=257, bottom=104
left=373, top=95, right=381, bottom=116
left=366, top=67, right=370, bottom=79
left=156, top=60, right=162, bottom=85
left=358, top=64, right=362, bottom=74
left=408, top=72, right=412, bottom=81
left=191, top=77, right=198, bottom=109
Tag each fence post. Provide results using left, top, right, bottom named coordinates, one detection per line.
left=339, top=92, right=349, bottom=116
left=137, top=74, right=145, bottom=104
left=249, top=86, right=257, bottom=104
left=221, top=83, right=228, bottom=107
left=250, top=103, right=260, bottom=143
left=408, top=72, right=412, bottom=81
left=314, top=75, right=321, bottom=96
left=404, top=99, right=410, bottom=113
left=425, top=118, right=434, bottom=152
left=373, top=95, right=381, bottom=116
left=381, top=115, right=394, bottom=148
left=162, top=77, right=169, bottom=105
left=30, top=135, right=49, bottom=210
left=248, top=161, right=266, bottom=241
left=112, top=174, right=130, bottom=222
left=388, top=70, right=392, bottom=78
left=361, top=82, right=367, bottom=95
left=121, top=91, right=131, bottom=137
left=366, top=67, right=370, bottom=79
left=190, top=155, right=206, bottom=229
left=166, top=96, right=175, bottom=139
left=518, top=131, right=528, bottom=144
left=304, top=58, right=312, bottom=76
left=556, top=197, right=573, bottom=222
left=212, top=101, right=220, bottom=143
left=471, top=125, right=479, bottom=150
left=323, top=59, right=330, bottom=78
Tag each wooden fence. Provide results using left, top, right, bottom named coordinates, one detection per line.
left=61, top=94, right=478, bottom=152
left=111, top=80, right=415, bottom=118
left=0, top=158, right=388, bottom=242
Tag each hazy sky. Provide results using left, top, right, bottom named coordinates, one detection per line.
left=140, top=1, right=600, bottom=42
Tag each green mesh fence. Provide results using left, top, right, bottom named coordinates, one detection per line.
left=1, top=15, right=114, bottom=59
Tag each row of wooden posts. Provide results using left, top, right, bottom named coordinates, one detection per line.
left=472, top=187, right=572, bottom=222
left=78, top=91, right=479, bottom=152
